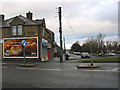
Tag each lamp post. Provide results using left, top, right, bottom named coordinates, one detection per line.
left=90, top=38, right=93, bottom=66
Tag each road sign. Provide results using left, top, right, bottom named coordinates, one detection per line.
left=22, top=40, right=27, bottom=64
left=22, top=40, right=27, bottom=47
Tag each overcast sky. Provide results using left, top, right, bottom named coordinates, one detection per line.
left=0, top=0, right=118, bottom=49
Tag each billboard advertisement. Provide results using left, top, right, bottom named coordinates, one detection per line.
left=3, top=37, right=38, bottom=58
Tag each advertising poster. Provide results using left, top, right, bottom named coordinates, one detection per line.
left=3, top=37, right=38, bottom=58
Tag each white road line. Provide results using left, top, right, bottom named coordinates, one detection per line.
left=16, top=67, right=34, bottom=70
left=16, top=67, right=62, bottom=71
left=112, top=67, right=120, bottom=71
left=82, top=70, right=113, bottom=72
left=34, top=68, right=62, bottom=71
left=74, top=67, right=78, bottom=70
left=0, top=63, right=7, bottom=65
left=82, top=67, right=120, bottom=72
left=2, top=66, right=8, bottom=68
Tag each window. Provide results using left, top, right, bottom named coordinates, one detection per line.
left=12, top=26, right=16, bottom=35
left=18, top=25, right=22, bottom=35
left=12, top=25, right=23, bottom=36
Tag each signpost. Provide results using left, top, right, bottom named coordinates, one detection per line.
left=22, top=40, right=27, bottom=64
left=23, top=40, right=27, bottom=47
left=19, top=39, right=38, bottom=67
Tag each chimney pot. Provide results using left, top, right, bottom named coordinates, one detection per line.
left=0, top=14, right=4, bottom=22
left=26, top=11, right=33, bottom=20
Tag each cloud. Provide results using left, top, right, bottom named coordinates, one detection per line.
left=1, top=0, right=118, bottom=49
left=61, top=16, right=117, bottom=36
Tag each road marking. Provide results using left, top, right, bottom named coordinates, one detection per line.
left=2, top=66, right=8, bottom=68
left=16, top=67, right=62, bottom=71
left=34, top=68, right=62, bottom=71
left=74, top=67, right=78, bottom=70
left=112, top=67, right=120, bottom=71
left=82, top=67, right=120, bottom=72
left=16, top=67, right=34, bottom=70
left=82, top=70, right=113, bottom=72
left=0, top=63, right=7, bottom=65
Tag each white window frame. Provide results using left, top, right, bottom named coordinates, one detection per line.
left=18, top=25, right=22, bottom=35
left=12, top=26, right=16, bottom=36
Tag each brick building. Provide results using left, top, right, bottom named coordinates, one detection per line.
left=0, top=11, right=55, bottom=61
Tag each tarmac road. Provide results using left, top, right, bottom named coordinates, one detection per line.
left=2, top=61, right=119, bottom=89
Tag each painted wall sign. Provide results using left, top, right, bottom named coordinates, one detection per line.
left=3, top=37, right=38, bottom=58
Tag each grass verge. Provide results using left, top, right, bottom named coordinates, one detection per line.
left=82, top=57, right=120, bottom=62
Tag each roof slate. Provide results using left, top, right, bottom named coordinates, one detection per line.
left=0, top=15, right=44, bottom=27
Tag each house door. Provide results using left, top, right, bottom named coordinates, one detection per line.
left=48, top=49, right=50, bottom=60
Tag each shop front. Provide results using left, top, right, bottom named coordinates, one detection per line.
left=41, top=38, right=48, bottom=61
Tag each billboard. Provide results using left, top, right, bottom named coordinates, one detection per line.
left=3, top=37, right=38, bottom=58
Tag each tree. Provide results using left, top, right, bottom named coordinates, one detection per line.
left=118, top=44, right=120, bottom=51
left=106, top=40, right=118, bottom=53
left=71, top=41, right=81, bottom=52
left=81, top=38, right=98, bottom=53
left=112, top=40, right=118, bottom=53
left=97, top=33, right=105, bottom=52
left=81, top=42, right=90, bottom=52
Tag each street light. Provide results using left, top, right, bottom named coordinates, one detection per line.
left=77, top=37, right=99, bottom=68
left=90, top=37, right=93, bottom=66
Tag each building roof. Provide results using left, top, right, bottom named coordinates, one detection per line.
left=34, top=19, right=44, bottom=25
left=46, top=28, right=54, bottom=35
left=1, top=15, right=44, bottom=28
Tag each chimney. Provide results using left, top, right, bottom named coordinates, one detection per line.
left=0, top=14, right=4, bottom=23
left=26, top=11, right=33, bottom=20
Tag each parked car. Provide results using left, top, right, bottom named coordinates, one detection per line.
left=99, top=52, right=116, bottom=56
left=105, top=52, right=116, bottom=56
left=99, top=52, right=105, bottom=56
left=81, top=52, right=90, bottom=58
left=72, top=52, right=81, bottom=55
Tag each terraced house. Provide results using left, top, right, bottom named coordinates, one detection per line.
left=0, top=11, right=55, bottom=61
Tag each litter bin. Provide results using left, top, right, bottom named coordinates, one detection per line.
left=65, top=54, right=69, bottom=60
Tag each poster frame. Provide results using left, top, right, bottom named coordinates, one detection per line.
left=3, top=37, right=38, bottom=58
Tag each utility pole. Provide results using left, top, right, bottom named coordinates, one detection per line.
left=58, top=7, right=63, bottom=62
left=64, top=37, right=66, bottom=55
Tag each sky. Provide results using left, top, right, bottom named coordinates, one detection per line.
left=0, top=0, right=119, bottom=49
